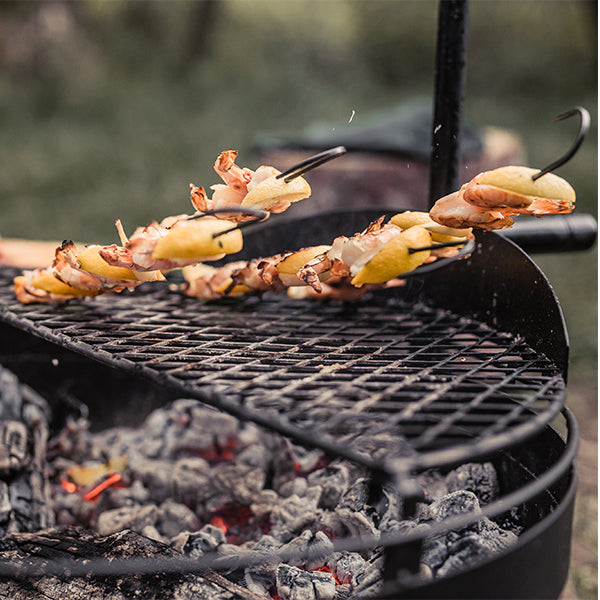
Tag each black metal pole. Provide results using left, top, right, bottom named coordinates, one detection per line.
left=429, top=0, right=470, bottom=207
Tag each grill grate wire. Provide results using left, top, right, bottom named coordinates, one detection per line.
left=0, top=268, right=565, bottom=476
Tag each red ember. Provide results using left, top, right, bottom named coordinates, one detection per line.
left=210, top=502, right=271, bottom=545
left=194, top=437, right=238, bottom=464
left=82, top=473, right=126, bottom=502
left=60, top=478, right=78, bottom=494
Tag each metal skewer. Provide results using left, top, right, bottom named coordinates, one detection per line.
left=276, top=146, right=347, bottom=183
left=185, top=208, right=268, bottom=239
left=408, top=240, right=470, bottom=254
left=532, top=106, right=591, bottom=181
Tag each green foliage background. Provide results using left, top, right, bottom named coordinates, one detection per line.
left=0, top=1, right=597, bottom=596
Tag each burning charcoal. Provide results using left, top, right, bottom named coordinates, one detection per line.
left=307, top=464, right=350, bottom=510
left=236, top=436, right=271, bottom=471
left=134, top=456, right=210, bottom=507
left=279, top=530, right=334, bottom=570
left=346, top=552, right=384, bottom=598
left=157, top=499, right=201, bottom=539
left=278, top=476, right=309, bottom=498
left=276, top=564, right=336, bottom=600
left=250, top=489, right=278, bottom=521
left=0, top=527, right=241, bottom=599
left=385, top=518, right=431, bottom=539
left=239, top=534, right=283, bottom=589
left=337, top=477, right=368, bottom=512
left=326, top=551, right=367, bottom=586
left=478, top=517, right=518, bottom=552
left=321, top=507, right=379, bottom=539
left=269, top=487, right=322, bottom=542
left=284, top=440, right=329, bottom=474
left=0, top=421, right=28, bottom=474
left=211, top=463, right=265, bottom=505
left=134, top=458, right=178, bottom=502
left=0, top=481, right=11, bottom=524
left=54, top=491, right=96, bottom=528
left=182, top=523, right=227, bottom=557
left=244, top=570, right=274, bottom=597
left=445, top=462, right=500, bottom=505
left=96, top=479, right=150, bottom=513
left=421, top=534, right=449, bottom=572
left=416, top=470, right=450, bottom=501
left=144, top=400, right=241, bottom=459
left=0, top=367, right=53, bottom=536
left=96, top=503, right=159, bottom=536
left=427, top=490, right=482, bottom=532
left=437, top=531, right=501, bottom=578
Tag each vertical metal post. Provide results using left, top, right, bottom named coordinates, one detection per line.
left=429, top=0, right=470, bottom=207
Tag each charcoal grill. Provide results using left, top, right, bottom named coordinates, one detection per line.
left=0, top=206, right=583, bottom=598
left=0, top=0, right=593, bottom=597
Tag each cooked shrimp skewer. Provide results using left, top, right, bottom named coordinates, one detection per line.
left=430, top=166, right=576, bottom=231
left=12, top=235, right=164, bottom=304
left=190, top=149, right=312, bottom=220
left=99, top=214, right=245, bottom=272
left=181, top=214, right=472, bottom=300
left=101, top=146, right=316, bottom=270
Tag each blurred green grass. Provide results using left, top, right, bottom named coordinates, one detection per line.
left=0, top=1, right=596, bottom=596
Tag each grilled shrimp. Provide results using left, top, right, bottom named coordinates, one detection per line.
left=54, top=241, right=145, bottom=292
left=13, top=268, right=99, bottom=304
left=429, top=191, right=515, bottom=231
left=181, top=216, right=453, bottom=300
left=430, top=165, right=576, bottom=231
left=100, top=216, right=243, bottom=272
left=192, top=150, right=312, bottom=220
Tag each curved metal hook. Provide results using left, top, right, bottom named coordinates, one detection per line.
left=276, top=146, right=347, bottom=183
left=532, top=106, right=591, bottom=181
left=186, top=208, right=269, bottom=239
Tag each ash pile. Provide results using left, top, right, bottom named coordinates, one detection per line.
left=0, top=365, right=520, bottom=599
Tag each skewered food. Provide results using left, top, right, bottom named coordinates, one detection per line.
left=190, top=149, right=311, bottom=219
left=181, top=213, right=473, bottom=300
left=430, top=166, right=576, bottom=231
left=98, top=215, right=245, bottom=272
left=9, top=156, right=579, bottom=305
left=10, top=149, right=317, bottom=304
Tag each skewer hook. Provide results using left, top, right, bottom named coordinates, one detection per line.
left=408, top=240, right=469, bottom=254
left=187, top=208, right=268, bottom=239
left=532, top=106, right=590, bottom=181
left=276, top=146, right=347, bottom=183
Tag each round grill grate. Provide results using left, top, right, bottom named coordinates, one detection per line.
left=0, top=267, right=565, bottom=476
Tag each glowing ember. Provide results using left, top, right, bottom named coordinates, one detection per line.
left=315, top=565, right=341, bottom=585
left=210, top=502, right=271, bottom=545
left=60, top=478, right=77, bottom=494
left=195, top=437, right=238, bottom=464
left=82, top=473, right=125, bottom=502
left=293, top=454, right=331, bottom=475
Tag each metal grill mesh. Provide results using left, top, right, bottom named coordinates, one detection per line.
left=0, top=268, right=565, bottom=474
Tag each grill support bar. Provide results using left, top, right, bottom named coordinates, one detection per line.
left=429, top=0, right=470, bottom=206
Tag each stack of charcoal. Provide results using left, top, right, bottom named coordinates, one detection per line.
left=0, top=367, right=520, bottom=599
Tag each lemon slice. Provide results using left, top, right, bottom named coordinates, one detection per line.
left=29, top=272, right=93, bottom=296
left=152, top=219, right=243, bottom=259
left=351, top=226, right=432, bottom=286
left=241, top=174, right=311, bottom=210
left=77, top=246, right=139, bottom=280
left=475, top=166, right=575, bottom=203
left=212, top=279, right=252, bottom=296
left=391, top=211, right=471, bottom=239
left=276, top=245, right=331, bottom=274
